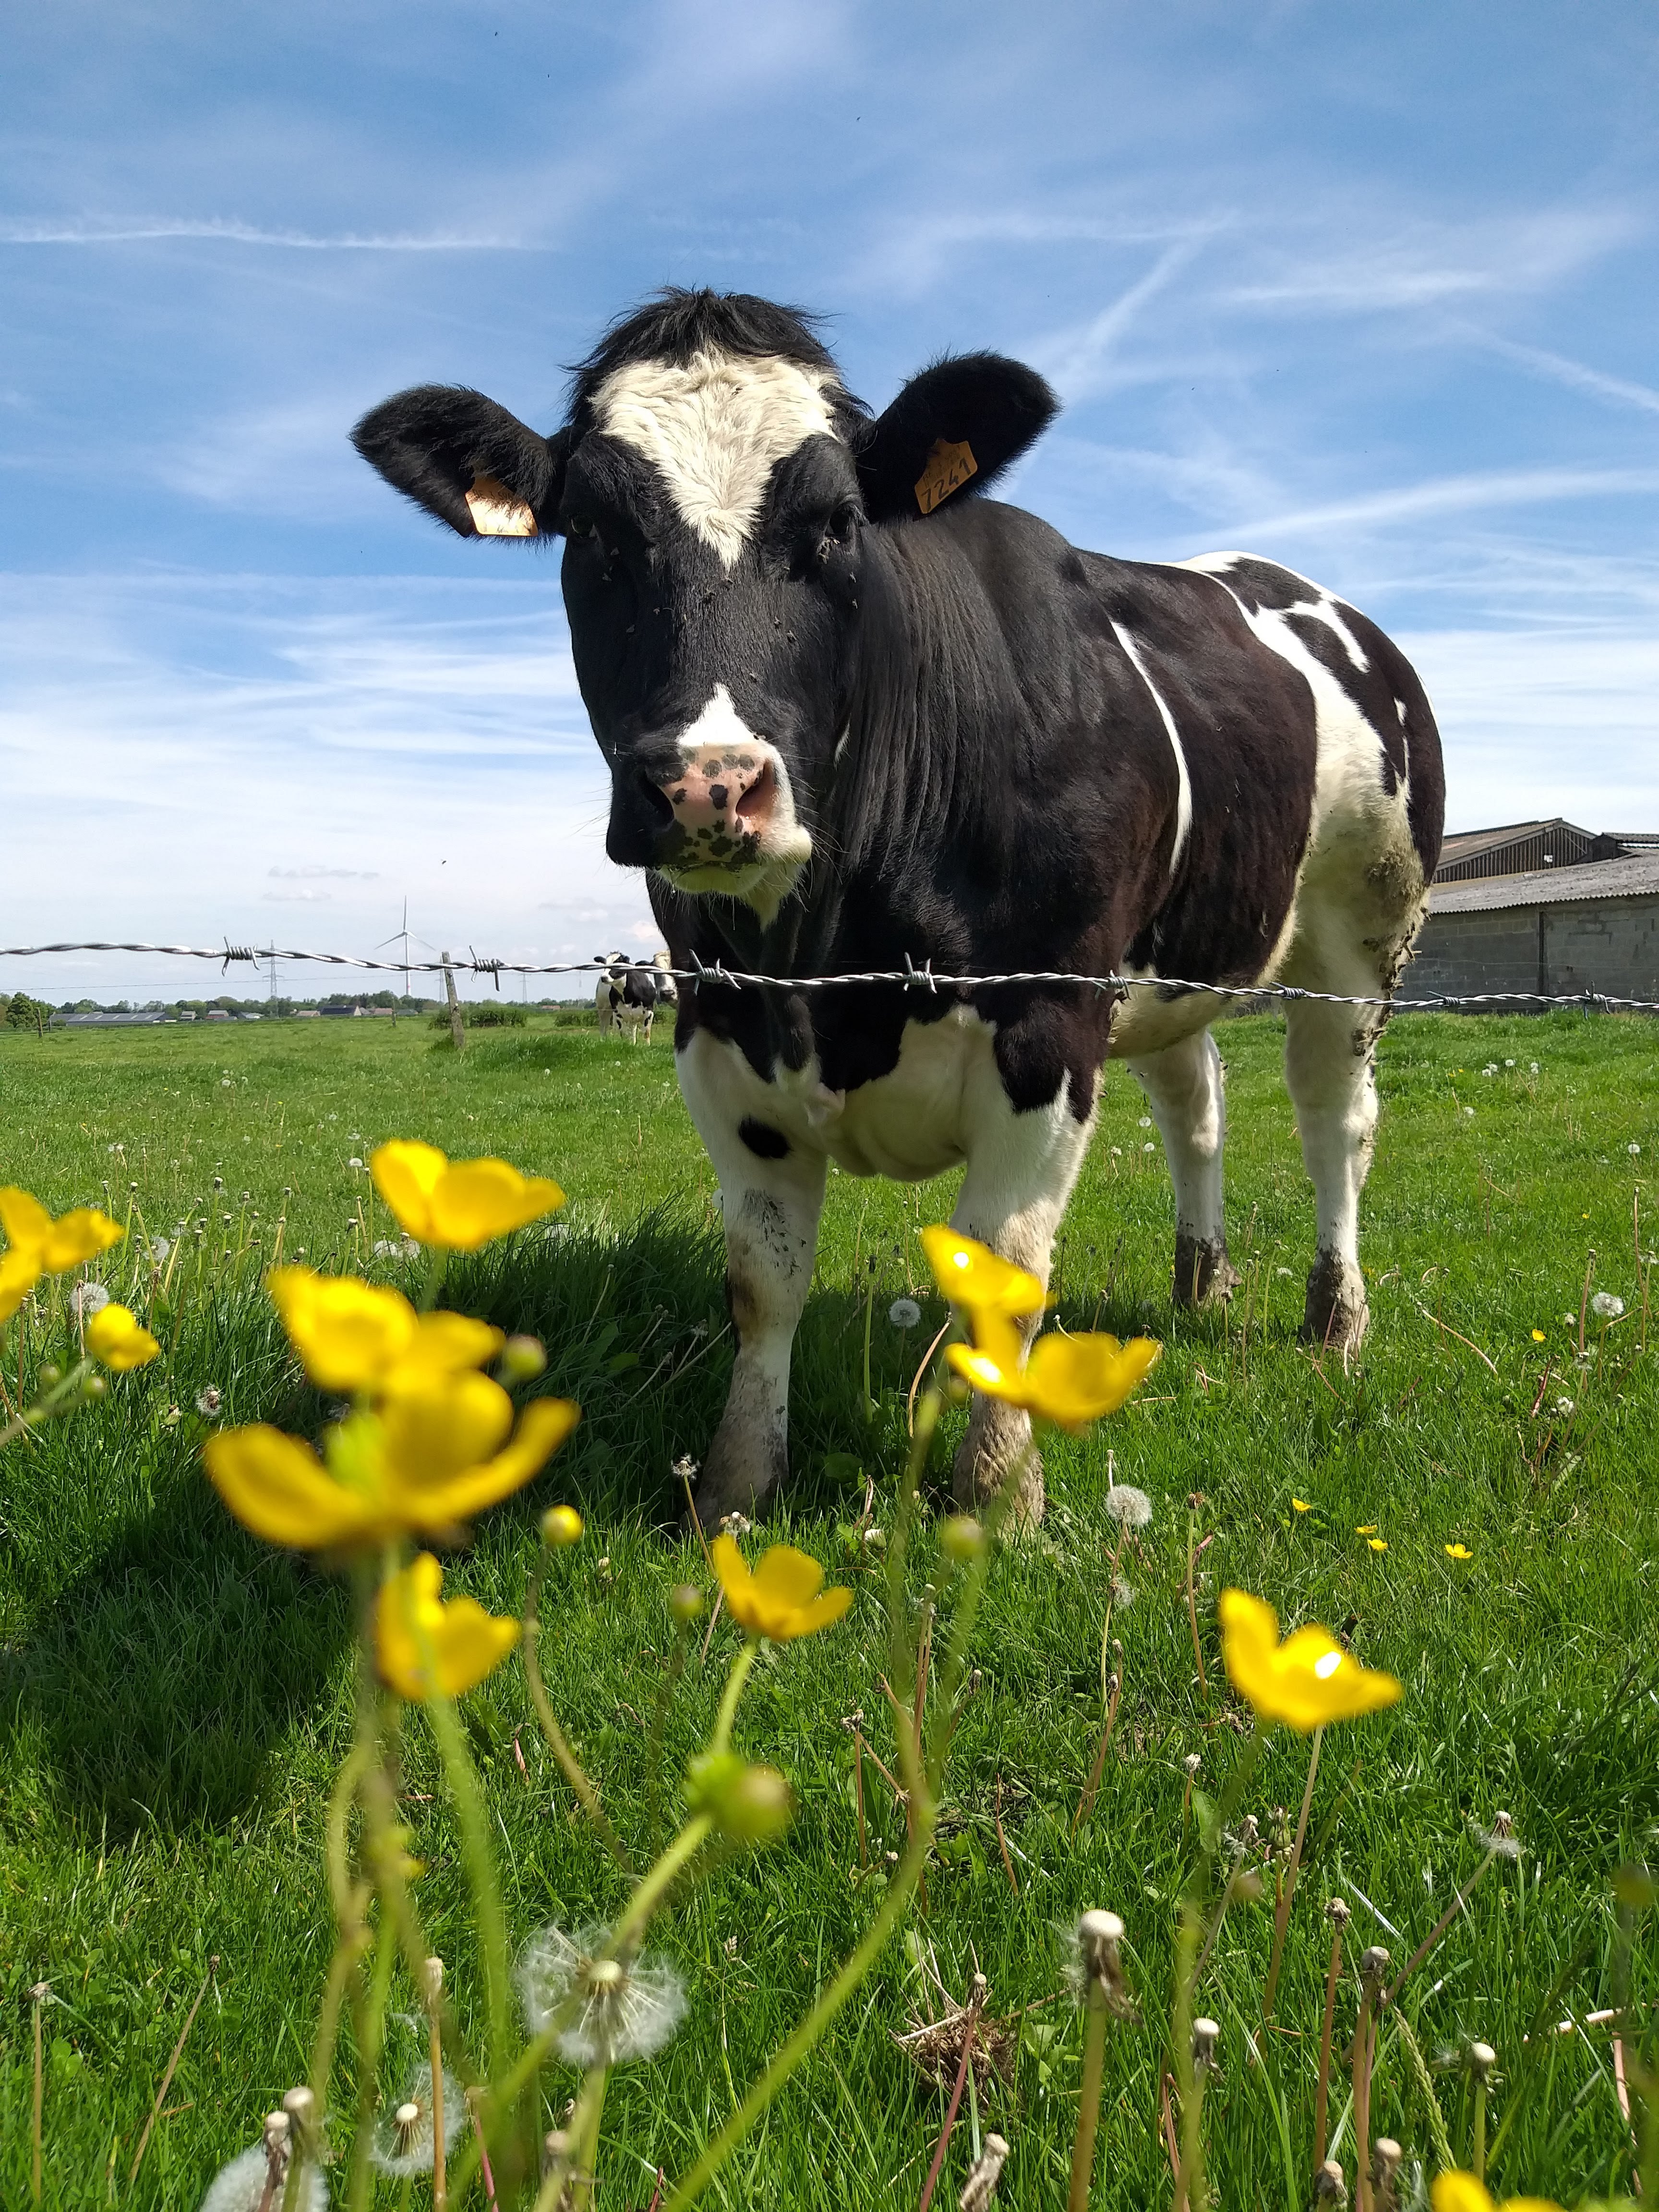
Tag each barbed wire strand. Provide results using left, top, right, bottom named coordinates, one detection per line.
left=3, top=938, right=1658, bottom=1015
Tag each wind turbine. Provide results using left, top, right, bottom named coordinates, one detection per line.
left=375, top=899, right=416, bottom=1008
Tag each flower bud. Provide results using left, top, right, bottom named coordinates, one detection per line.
left=82, top=1372, right=108, bottom=1400
left=669, top=1582, right=705, bottom=1625
left=499, top=1334, right=547, bottom=1382
left=939, top=1515, right=986, bottom=1563
left=685, top=1752, right=794, bottom=1846
left=38, top=1363, right=62, bottom=1391
left=541, top=1504, right=583, bottom=1548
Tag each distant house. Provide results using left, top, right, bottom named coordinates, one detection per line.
left=1413, top=851, right=1659, bottom=1007
left=48, top=1010, right=170, bottom=1028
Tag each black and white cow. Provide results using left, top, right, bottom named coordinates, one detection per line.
left=354, top=289, right=1444, bottom=1527
left=595, top=953, right=666, bottom=1044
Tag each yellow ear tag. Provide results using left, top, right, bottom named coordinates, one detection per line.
left=465, top=473, right=538, bottom=537
left=914, top=438, right=978, bottom=516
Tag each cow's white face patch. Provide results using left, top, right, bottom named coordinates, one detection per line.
left=656, top=683, right=813, bottom=923
left=595, top=348, right=841, bottom=568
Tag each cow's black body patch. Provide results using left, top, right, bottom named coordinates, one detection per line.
left=738, top=1116, right=790, bottom=1159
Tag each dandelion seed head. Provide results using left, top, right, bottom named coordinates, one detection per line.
left=518, top=1923, right=686, bottom=2066
left=1138, top=1116, right=1152, bottom=1128
left=1105, top=1483, right=1153, bottom=1529
left=70, top=1282, right=111, bottom=1319
left=196, top=1385, right=223, bottom=1417
left=1554, top=1395, right=1575, bottom=1415
left=1143, top=1141, right=1156, bottom=1152
left=370, top=2064, right=461, bottom=2177
left=889, top=1297, right=922, bottom=1330
left=1470, top=1814, right=1523, bottom=1860
left=199, top=2143, right=327, bottom=2212
left=1590, top=1291, right=1625, bottom=1320
left=150, top=1236, right=170, bottom=1263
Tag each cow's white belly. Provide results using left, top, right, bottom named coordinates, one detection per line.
left=679, top=1002, right=1006, bottom=1181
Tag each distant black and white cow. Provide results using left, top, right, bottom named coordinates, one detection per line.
left=601, top=954, right=665, bottom=1044
left=355, top=289, right=1444, bottom=1527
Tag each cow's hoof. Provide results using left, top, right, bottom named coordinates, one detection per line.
left=1173, top=1234, right=1242, bottom=1308
left=951, top=1434, right=1045, bottom=1530
left=688, top=1421, right=786, bottom=1529
left=1301, top=1252, right=1369, bottom=1351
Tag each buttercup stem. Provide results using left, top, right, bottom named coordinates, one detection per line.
left=522, top=1551, right=632, bottom=1871
left=708, top=1639, right=758, bottom=1759
left=1171, top=1906, right=1203, bottom=2212
left=611, top=1813, right=715, bottom=1955
left=418, top=1243, right=448, bottom=1313
left=1262, top=1725, right=1323, bottom=2024
left=662, top=1806, right=938, bottom=2212
left=418, top=1661, right=510, bottom=2074
left=344, top=1913, right=397, bottom=2212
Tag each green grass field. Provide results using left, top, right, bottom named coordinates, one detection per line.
left=1, top=1007, right=1656, bottom=2209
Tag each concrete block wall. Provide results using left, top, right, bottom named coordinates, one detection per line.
left=1409, top=896, right=1659, bottom=1004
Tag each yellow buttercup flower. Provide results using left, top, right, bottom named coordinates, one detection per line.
left=1530, top=1329, right=1546, bottom=1343
left=946, top=1310, right=1161, bottom=1432
left=84, top=1303, right=161, bottom=1371
left=1291, top=1497, right=1312, bottom=1514
left=375, top=1552, right=520, bottom=1701
left=267, top=1265, right=503, bottom=1394
left=1368, top=1537, right=1388, bottom=1553
left=1356, top=1524, right=1378, bottom=1535
left=0, top=1188, right=124, bottom=1324
left=1431, top=2172, right=1563, bottom=2212
left=204, top=1379, right=579, bottom=1551
left=710, top=1535, right=853, bottom=1641
left=1445, top=1542, right=1473, bottom=1561
left=920, top=1226, right=1046, bottom=1318
left=370, top=1141, right=565, bottom=1252
left=1218, top=1589, right=1401, bottom=1733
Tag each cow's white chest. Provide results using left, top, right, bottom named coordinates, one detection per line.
left=679, top=1004, right=1003, bottom=1181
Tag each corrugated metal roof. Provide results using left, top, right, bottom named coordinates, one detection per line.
left=1429, top=852, right=1659, bottom=914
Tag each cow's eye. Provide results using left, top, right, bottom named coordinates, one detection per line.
left=826, top=502, right=860, bottom=546
left=565, top=512, right=595, bottom=538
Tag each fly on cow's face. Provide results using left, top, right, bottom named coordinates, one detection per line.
left=355, top=285, right=1446, bottom=1531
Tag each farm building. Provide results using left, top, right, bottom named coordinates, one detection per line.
left=1411, top=849, right=1659, bottom=1006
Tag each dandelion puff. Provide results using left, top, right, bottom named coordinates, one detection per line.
left=518, top=1924, right=686, bottom=2065
left=70, top=1282, right=111, bottom=1320
left=1553, top=1395, right=1575, bottom=1416
left=1530, top=1061, right=1539, bottom=1074
left=150, top=1236, right=170, bottom=1263
left=198, top=2129, right=327, bottom=2212
left=1143, top=1142, right=1156, bottom=1153
left=1111, top=1578, right=1135, bottom=1608
left=1469, top=1813, right=1523, bottom=1861
left=196, top=1386, right=223, bottom=1418
left=1590, top=1291, right=1625, bottom=1320
left=889, top=1297, right=922, bottom=1329
left=371, top=2064, right=461, bottom=2177
left=1105, top=1484, right=1153, bottom=1529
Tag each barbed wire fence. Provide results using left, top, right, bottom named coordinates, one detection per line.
left=3, top=938, right=1659, bottom=1015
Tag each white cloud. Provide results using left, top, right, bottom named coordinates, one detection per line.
left=0, top=216, right=526, bottom=249
left=1232, top=467, right=1659, bottom=541
left=1229, top=207, right=1632, bottom=313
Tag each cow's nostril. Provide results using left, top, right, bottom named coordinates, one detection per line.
left=735, top=761, right=775, bottom=820
left=635, top=768, right=675, bottom=830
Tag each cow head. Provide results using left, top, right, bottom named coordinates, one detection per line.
left=353, top=290, right=1058, bottom=922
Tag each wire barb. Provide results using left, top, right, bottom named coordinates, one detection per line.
left=4, top=940, right=1659, bottom=1015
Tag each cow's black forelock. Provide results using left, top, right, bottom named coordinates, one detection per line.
left=562, top=287, right=868, bottom=444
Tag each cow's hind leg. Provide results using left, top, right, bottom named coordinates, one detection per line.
left=678, top=1038, right=828, bottom=1525
left=950, top=1079, right=1096, bottom=1527
left=1124, top=1027, right=1240, bottom=1307
left=1283, top=998, right=1382, bottom=1348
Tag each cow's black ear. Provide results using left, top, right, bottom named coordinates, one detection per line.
left=855, top=353, right=1058, bottom=523
left=350, top=385, right=571, bottom=538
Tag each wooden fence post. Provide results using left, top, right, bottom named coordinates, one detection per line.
left=441, top=951, right=466, bottom=1052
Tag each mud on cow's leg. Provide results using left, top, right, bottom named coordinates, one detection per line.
left=1283, top=998, right=1382, bottom=1351
left=1126, top=1028, right=1241, bottom=1308
left=677, top=1036, right=827, bottom=1525
left=949, top=1083, right=1096, bottom=1529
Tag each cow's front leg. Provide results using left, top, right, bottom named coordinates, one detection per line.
left=950, top=1079, right=1096, bottom=1527
left=1125, top=1027, right=1241, bottom=1307
left=1283, top=998, right=1381, bottom=1350
left=678, top=1036, right=827, bottom=1524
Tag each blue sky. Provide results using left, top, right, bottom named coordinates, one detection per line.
left=4, top=0, right=1656, bottom=1002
